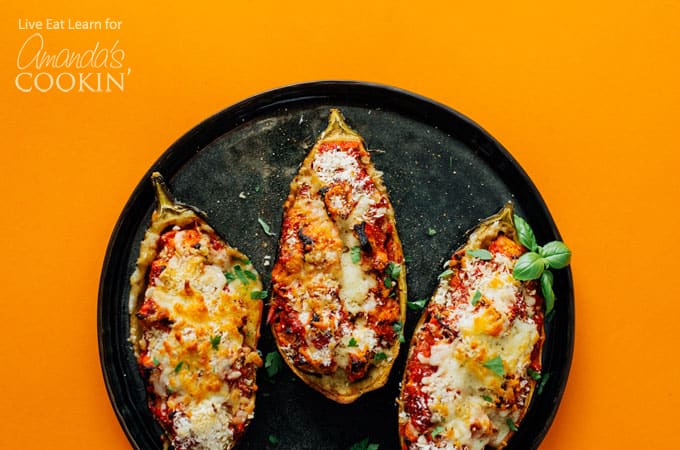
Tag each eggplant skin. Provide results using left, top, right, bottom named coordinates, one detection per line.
left=398, top=204, right=545, bottom=450
left=129, top=173, right=263, bottom=450
left=268, top=110, right=406, bottom=403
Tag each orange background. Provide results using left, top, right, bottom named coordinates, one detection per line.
left=1, top=0, right=678, bottom=448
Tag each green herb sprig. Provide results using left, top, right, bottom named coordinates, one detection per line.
left=258, top=217, right=276, bottom=236
left=512, top=214, right=571, bottom=314
left=265, top=351, right=283, bottom=378
left=407, top=298, right=428, bottom=311
left=393, top=321, right=405, bottom=343
left=349, top=437, right=379, bottom=450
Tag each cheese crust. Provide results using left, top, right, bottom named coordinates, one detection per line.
left=129, top=174, right=263, bottom=450
left=269, top=110, right=406, bottom=403
left=398, top=206, right=544, bottom=449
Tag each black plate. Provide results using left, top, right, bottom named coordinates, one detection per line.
left=98, top=81, right=574, bottom=450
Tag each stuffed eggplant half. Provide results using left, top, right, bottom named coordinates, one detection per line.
left=268, top=109, right=406, bottom=403
left=398, top=204, right=545, bottom=449
left=129, top=173, right=264, bottom=450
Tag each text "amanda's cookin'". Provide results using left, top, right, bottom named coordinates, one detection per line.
left=15, top=32, right=130, bottom=93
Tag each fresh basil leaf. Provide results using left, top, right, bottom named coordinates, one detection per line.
left=471, top=290, right=482, bottom=306
left=174, top=361, right=184, bottom=373
left=513, top=252, right=546, bottom=280
left=367, top=444, right=379, bottom=450
left=513, top=214, right=538, bottom=252
left=466, top=249, right=493, bottom=260
left=384, top=277, right=393, bottom=288
left=258, top=217, right=276, bottom=236
left=350, top=246, right=361, bottom=264
left=265, top=351, right=283, bottom=378
left=483, top=356, right=505, bottom=377
left=408, top=298, right=428, bottom=310
left=527, top=367, right=542, bottom=381
left=250, top=290, right=269, bottom=300
left=540, top=270, right=555, bottom=314
left=210, top=334, right=221, bottom=350
left=506, top=418, right=518, bottom=432
left=348, top=337, right=358, bottom=347
left=540, top=241, right=571, bottom=269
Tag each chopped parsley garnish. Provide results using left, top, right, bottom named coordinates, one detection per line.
left=373, top=352, right=388, bottom=362
left=350, top=246, right=361, bottom=264
left=210, top=335, right=221, bottom=350
left=471, top=290, right=482, bottom=306
left=265, top=351, right=283, bottom=378
left=482, top=395, right=494, bottom=403
left=349, top=437, right=379, bottom=450
left=250, top=290, right=269, bottom=300
left=483, top=356, right=505, bottom=377
left=384, top=262, right=402, bottom=288
left=258, top=217, right=276, bottom=236
left=152, top=357, right=160, bottom=367
left=174, top=361, right=184, bottom=373
left=466, top=249, right=493, bottom=260
left=386, top=261, right=402, bottom=280
left=244, top=269, right=258, bottom=280
left=234, top=265, right=249, bottom=284
left=506, top=418, right=518, bottom=432
left=393, top=321, right=405, bottom=343
left=438, top=269, right=453, bottom=279
left=407, top=298, right=428, bottom=310
left=235, top=256, right=251, bottom=265
left=224, top=271, right=237, bottom=283
left=348, top=337, right=358, bottom=347
left=431, top=425, right=445, bottom=437
left=427, top=227, right=437, bottom=236
left=527, top=367, right=542, bottom=381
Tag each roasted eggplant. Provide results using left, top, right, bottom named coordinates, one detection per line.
left=129, top=173, right=264, bottom=450
left=268, top=109, right=407, bottom=403
left=398, top=204, right=545, bottom=449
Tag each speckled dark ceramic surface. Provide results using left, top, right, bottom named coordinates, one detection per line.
left=98, top=81, right=573, bottom=450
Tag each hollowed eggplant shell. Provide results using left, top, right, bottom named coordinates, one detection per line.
left=128, top=172, right=263, bottom=449
left=398, top=203, right=544, bottom=449
left=270, top=110, right=407, bottom=404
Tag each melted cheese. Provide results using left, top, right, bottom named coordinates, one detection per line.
left=272, top=140, right=403, bottom=380
left=403, top=242, right=540, bottom=450
left=137, top=226, right=263, bottom=450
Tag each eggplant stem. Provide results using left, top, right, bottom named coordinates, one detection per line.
left=151, top=172, right=176, bottom=212
left=320, top=109, right=361, bottom=142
